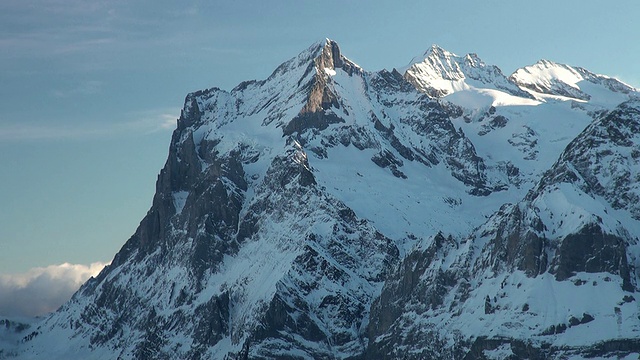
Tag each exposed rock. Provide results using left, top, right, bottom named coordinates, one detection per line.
left=551, top=223, right=632, bottom=290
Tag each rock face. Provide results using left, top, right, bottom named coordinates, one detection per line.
left=7, top=39, right=640, bottom=359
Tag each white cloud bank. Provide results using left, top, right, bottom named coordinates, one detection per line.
left=0, top=262, right=108, bottom=318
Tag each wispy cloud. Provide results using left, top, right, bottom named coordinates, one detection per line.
left=0, top=1, right=120, bottom=53
left=0, top=1, right=211, bottom=58
left=159, top=114, right=178, bottom=130
left=0, top=107, right=179, bottom=141
left=126, top=108, right=179, bottom=133
left=0, top=262, right=108, bottom=317
left=0, top=124, right=109, bottom=141
left=52, top=80, right=103, bottom=98
left=51, top=37, right=117, bottom=56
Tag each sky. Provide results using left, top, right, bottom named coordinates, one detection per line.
left=0, top=0, right=638, bottom=317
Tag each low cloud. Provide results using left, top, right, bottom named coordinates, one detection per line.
left=123, top=108, right=179, bottom=133
left=0, top=262, right=108, bottom=318
left=152, top=112, right=178, bottom=131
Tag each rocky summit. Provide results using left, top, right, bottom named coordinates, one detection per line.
left=3, top=39, right=640, bottom=359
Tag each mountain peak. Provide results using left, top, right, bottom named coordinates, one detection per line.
left=280, top=38, right=362, bottom=125
left=291, top=38, right=362, bottom=78
left=534, top=58, right=561, bottom=67
left=402, top=45, right=530, bottom=99
left=511, top=59, right=637, bottom=104
left=316, top=38, right=345, bottom=71
left=422, top=44, right=455, bottom=58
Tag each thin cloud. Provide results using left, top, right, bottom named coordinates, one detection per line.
left=121, top=107, right=179, bottom=133
left=0, top=107, right=179, bottom=141
left=0, top=124, right=109, bottom=141
left=51, top=37, right=117, bottom=55
left=159, top=114, right=178, bottom=130
left=52, top=80, right=104, bottom=98
left=0, top=262, right=108, bottom=318
left=181, top=4, right=199, bottom=16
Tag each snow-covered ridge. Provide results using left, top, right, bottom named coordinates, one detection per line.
left=510, top=59, right=637, bottom=106
left=402, top=44, right=531, bottom=99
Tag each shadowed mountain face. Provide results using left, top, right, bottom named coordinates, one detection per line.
left=7, top=39, right=640, bottom=360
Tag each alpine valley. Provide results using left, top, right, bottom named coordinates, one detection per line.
left=3, top=39, right=640, bottom=359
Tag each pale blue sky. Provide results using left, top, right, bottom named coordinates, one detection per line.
left=1, top=0, right=638, bottom=274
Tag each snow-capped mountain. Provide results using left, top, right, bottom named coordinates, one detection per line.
left=402, top=45, right=531, bottom=99
left=3, top=39, right=640, bottom=359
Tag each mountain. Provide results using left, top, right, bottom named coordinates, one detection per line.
left=4, top=39, right=640, bottom=359
left=402, top=45, right=532, bottom=99
left=510, top=59, right=636, bottom=107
